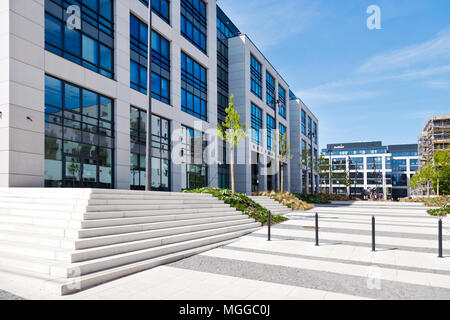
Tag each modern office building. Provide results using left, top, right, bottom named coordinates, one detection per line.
left=321, top=142, right=419, bottom=200
left=289, top=91, right=319, bottom=194
left=227, top=34, right=291, bottom=194
left=0, top=0, right=308, bottom=195
left=419, top=115, right=450, bottom=164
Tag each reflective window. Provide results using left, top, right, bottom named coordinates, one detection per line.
left=151, top=30, right=171, bottom=104
left=266, top=115, right=275, bottom=151
left=181, top=126, right=208, bottom=190
left=250, top=55, right=262, bottom=98
left=181, top=52, right=207, bottom=121
left=266, top=72, right=275, bottom=108
left=367, top=157, right=382, bottom=170
left=181, top=0, right=207, bottom=53
left=410, top=159, right=419, bottom=171
left=130, top=107, right=171, bottom=191
left=251, top=103, right=262, bottom=145
left=44, top=75, right=114, bottom=188
left=392, top=174, right=407, bottom=186
left=301, top=110, right=306, bottom=135
left=45, top=0, right=114, bottom=78
left=278, top=85, right=286, bottom=119
left=392, top=159, right=407, bottom=172
left=130, top=14, right=148, bottom=94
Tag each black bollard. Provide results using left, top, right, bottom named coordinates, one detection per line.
left=438, top=219, right=443, bottom=258
left=372, top=216, right=376, bottom=252
left=315, top=212, right=319, bottom=246
left=268, top=210, right=271, bottom=241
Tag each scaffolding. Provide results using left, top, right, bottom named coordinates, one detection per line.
left=418, top=115, right=450, bottom=165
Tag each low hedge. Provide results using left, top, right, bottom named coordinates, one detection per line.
left=183, top=188, right=288, bottom=225
left=427, top=204, right=449, bottom=217
left=294, top=194, right=331, bottom=204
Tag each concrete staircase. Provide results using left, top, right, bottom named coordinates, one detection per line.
left=0, top=188, right=261, bottom=295
left=249, top=196, right=292, bottom=215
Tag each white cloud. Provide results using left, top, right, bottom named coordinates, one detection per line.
left=357, top=29, right=450, bottom=75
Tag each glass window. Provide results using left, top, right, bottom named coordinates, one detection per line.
left=151, top=30, right=171, bottom=104
left=266, top=72, right=275, bottom=108
left=266, top=115, right=275, bottom=151
left=45, top=75, right=114, bottom=188
left=367, top=157, right=382, bottom=170
left=278, top=85, right=286, bottom=119
left=130, top=14, right=148, bottom=94
left=45, top=1, right=114, bottom=78
left=301, top=110, right=306, bottom=135
left=251, top=103, right=262, bottom=145
left=130, top=107, right=171, bottom=191
left=392, top=159, right=407, bottom=172
left=181, top=126, right=208, bottom=190
left=181, top=0, right=207, bottom=53
left=181, top=52, right=207, bottom=121
left=250, top=55, right=262, bottom=98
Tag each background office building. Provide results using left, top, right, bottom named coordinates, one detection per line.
left=0, top=0, right=310, bottom=195
left=289, top=91, right=319, bottom=194
left=321, top=142, right=419, bottom=200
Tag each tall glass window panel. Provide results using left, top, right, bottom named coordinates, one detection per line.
left=180, top=0, right=207, bottom=53
left=151, top=30, right=171, bottom=104
left=44, top=75, right=114, bottom=188
left=130, top=14, right=148, bottom=94
left=266, top=115, right=275, bottom=151
left=278, top=85, right=286, bottom=119
left=266, top=72, right=275, bottom=108
left=181, top=52, right=207, bottom=121
left=250, top=55, right=262, bottom=98
left=251, top=103, right=262, bottom=145
left=45, top=0, right=114, bottom=78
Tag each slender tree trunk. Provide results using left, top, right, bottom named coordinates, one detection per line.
left=427, top=180, right=430, bottom=197
left=280, top=164, right=284, bottom=193
left=231, top=146, right=235, bottom=195
left=305, top=171, right=309, bottom=194
left=437, top=175, right=440, bottom=196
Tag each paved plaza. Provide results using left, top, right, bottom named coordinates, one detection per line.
left=1, top=201, right=449, bottom=300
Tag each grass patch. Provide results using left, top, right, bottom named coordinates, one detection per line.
left=183, top=188, right=288, bottom=225
left=254, top=191, right=314, bottom=211
left=294, top=194, right=331, bottom=204
left=427, top=204, right=449, bottom=217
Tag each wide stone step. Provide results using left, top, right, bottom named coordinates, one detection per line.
left=0, top=217, right=253, bottom=250
left=0, top=222, right=261, bottom=263
left=54, top=226, right=261, bottom=281
left=77, top=214, right=249, bottom=238
left=0, top=230, right=257, bottom=295
left=85, top=203, right=230, bottom=212
left=83, top=206, right=236, bottom=220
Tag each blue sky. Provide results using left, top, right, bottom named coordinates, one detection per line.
left=216, top=0, right=450, bottom=151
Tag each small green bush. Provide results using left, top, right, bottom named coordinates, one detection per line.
left=427, top=204, right=450, bottom=217
left=183, top=187, right=288, bottom=225
left=294, top=194, right=331, bottom=204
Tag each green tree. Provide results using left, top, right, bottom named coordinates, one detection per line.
left=433, top=149, right=450, bottom=196
left=217, top=95, right=248, bottom=195
left=299, top=149, right=312, bottom=194
left=315, top=154, right=330, bottom=194
left=278, top=132, right=293, bottom=193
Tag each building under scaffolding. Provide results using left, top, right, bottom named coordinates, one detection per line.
left=419, top=115, right=450, bottom=165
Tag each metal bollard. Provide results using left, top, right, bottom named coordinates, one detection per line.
left=372, top=216, right=376, bottom=252
left=268, top=210, right=271, bottom=241
left=315, top=212, right=319, bottom=246
left=438, top=219, right=443, bottom=258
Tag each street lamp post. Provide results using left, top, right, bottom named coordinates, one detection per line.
left=271, top=99, right=280, bottom=191
left=145, top=5, right=153, bottom=191
left=307, top=130, right=316, bottom=194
